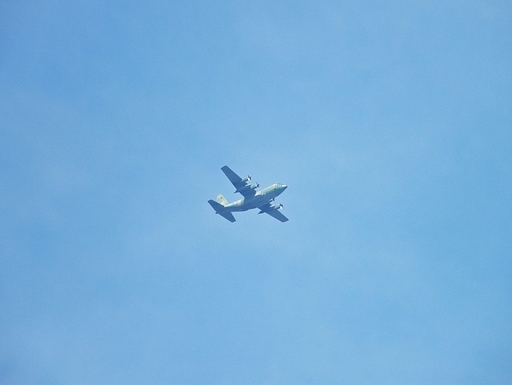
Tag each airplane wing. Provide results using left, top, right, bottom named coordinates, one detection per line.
left=221, top=165, right=257, bottom=197
left=258, top=203, right=289, bottom=222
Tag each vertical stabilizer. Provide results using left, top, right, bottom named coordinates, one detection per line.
left=216, top=194, right=228, bottom=206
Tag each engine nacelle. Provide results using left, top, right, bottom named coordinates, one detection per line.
left=258, top=203, right=283, bottom=214
left=241, top=175, right=251, bottom=183
left=234, top=182, right=258, bottom=194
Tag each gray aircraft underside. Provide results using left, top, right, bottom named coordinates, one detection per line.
left=208, top=165, right=288, bottom=222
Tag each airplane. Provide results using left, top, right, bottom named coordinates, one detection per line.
left=208, top=165, right=288, bottom=222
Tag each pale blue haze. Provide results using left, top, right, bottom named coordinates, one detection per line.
left=1, top=1, right=511, bottom=384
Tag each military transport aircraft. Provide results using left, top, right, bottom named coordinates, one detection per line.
left=208, top=166, right=288, bottom=222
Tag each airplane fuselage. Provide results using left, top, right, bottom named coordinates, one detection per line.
left=208, top=166, right=289, bottom=222
left=224, top=183, right=287, bottom=212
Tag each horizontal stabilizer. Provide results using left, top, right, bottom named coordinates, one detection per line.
left=208, top=199, right=224, bottom=211
left=208, top=199, right=236, bottom=222
left=218, top=211, right=236, bottom=222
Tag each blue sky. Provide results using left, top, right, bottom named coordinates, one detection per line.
left=1, top=1, right=511, bottom=384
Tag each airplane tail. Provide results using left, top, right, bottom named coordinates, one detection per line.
left=208, top=199, right=225, bottom=212
left=216, top=194, right=229, bottom=206
left=208, top=198, right=236, bottom=222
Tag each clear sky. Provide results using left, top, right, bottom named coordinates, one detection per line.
left=1, top=1, right=511, bottom=384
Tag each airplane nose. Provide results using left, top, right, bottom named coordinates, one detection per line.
left=282, top=184, right=287, bottom=189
